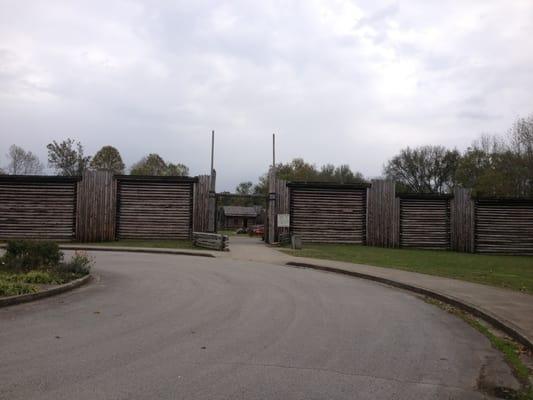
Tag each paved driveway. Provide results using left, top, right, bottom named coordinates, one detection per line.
left=0, top=252, right=510, bottom=399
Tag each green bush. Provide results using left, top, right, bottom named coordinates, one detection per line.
left=0, top=282, right=37, bottom=296
left=57, top=251, right=92, bottom=276
left=21, top=271, right=56, bottom=284
left=1, top=240, right=63, bottom=272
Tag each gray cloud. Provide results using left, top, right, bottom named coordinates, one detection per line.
left=1, top=0, right=532, bottom=190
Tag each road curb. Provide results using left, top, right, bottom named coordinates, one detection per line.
left=57, top=246, right=216, bottom=258
left=286, top=261, right=533, bottom=353
left=0, top=274, right=92, bottom=308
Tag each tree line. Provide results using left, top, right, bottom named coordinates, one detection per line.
left=236, top=114, right=533, bottom=197
left=2, top=113, right=532, bottom=197
left=0, top=139, right=189, bottom=177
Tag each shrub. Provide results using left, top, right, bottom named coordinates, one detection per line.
left=21, top=271, right=56, bottom=284
left=1, top=240, right=63, bottom=272
left=0, top=282, right=37, bottom=297
left=57, top=251, right=92, bottom=276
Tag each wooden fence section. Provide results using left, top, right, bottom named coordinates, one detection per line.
left=192, top=232, right=228, bottom=251
left=76, top=171, right=116, bottom=242
left=289, top=183, right=368, bottom=244
left=274, top=175, right=290, bottom=242
left=366, top=180, right=399, bottom=248
left=400, top=195, right=451, bottom=250
left=0, top=176, right=79, bottom=240
left=450, top=188, right=474, bottom=253
left=193, top=175, right=211, bottom=233
left=475, top=198, right=533, bottom=255
left=116, top=176, right=196, bottom=240
left=266, top=168, right=276, bottom=243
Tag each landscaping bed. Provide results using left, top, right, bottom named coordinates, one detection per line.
left=0, top=240, right=92, bottom=298
left=283, top=244, right=533, bottom=294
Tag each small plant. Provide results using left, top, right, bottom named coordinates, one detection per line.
left=1, top=240, right=63, bottom=272
left=57, top=251, right=93, bottom=276
left=0, top=282, right=37, bottom=297
left=21, top=271, right=56, bottom=284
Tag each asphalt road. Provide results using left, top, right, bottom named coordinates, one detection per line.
left=0, top=252, right=509, bottom=399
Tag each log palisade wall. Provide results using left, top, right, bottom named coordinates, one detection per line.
left=0, top=176, right=79, bottom=240
left=399, top=195, right=451, bottom=250
left=116, top=176, right=196, bottom=240
left=289, top=183, right=368, bottom=244
left=475, top=198, right=533, bottom=255
left=1, top=175, right=532, bottom=255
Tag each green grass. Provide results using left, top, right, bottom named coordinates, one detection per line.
left=218, top=230, right=237, bottom=237
left=80, top=240, right=195, bottom=250
left=283, top=244, right=533, bottom=294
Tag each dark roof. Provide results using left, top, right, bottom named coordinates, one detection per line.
left=287, top=181, right=370, bottom=189
left=222, top=206, right=258, bottom=217
left=115, top=175, right=198, bottom=183
left=0, top=175, right=81, bottom=183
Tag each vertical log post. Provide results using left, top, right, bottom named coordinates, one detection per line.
left=450, top=187, right=474, bottom=253
left=267, top=168, right=276, bottom=244
left=366, top=180, right=399, bottom=248
left=76, top=170, right=117, bottom=242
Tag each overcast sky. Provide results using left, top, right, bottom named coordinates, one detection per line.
left=1, top=1, right=532, bottom=190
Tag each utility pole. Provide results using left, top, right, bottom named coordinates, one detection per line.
left=208, top=130, right=216, bottom=232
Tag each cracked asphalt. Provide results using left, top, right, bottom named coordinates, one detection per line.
left=0, top=251, right=512, bottom=399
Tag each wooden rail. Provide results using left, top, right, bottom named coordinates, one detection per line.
left=288, top=183, right=368, bottom=244
left=399, top=195, right=451, bottom=250
left=475, top=198, right=533, bottom=255
left=0, top=176, right=79, bottom=240
left=116, top=176, right=196, bottom=240
left=193, top=232, right=229, bottom=251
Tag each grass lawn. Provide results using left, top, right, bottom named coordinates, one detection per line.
left=283, top=244, right=533, bottom=294
left=79, top=240, right=195, bottom=250
left=217, top=230, right=237, bottom=237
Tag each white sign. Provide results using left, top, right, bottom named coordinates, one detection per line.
left=277, top=214, right=290, bottom=228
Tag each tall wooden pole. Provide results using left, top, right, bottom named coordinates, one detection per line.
left=272, top=133, right=276, bottom=168
left=208, top=130, right=216, bottom=232
left=268, top=133, right=277, bottom=244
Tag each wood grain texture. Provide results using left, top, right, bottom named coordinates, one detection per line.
left=450, top=188, right=474, bottom=253
left=366, top=180, right=399, bottom=248
left=0, top=176, right=78, bottom=240
left=475, top=198, right=533, bottom=255
left=76, top=170, right=116, bottom=242
left=116, top=177, right=194, bottom=240
left=289, top=184, right=367, bottom=244
left=193, top=175, right=211, bottom=233
left=400, top=196, right=451, bottom=250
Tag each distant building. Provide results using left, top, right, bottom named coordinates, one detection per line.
left=218, top=206, right=259, bottom=229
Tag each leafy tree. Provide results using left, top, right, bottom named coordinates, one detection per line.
left=383, top=145, right=460, bottom=193
left=47, top=139, right=90, bottom=176
left=235, top=181, right=253, bottom=195
left=508, top=115, right=533, bottom=196
left=6, top=145, right=43, bottom=175
left=253, top=158, right=366, bottom=194
left=90, top=146, right=125, bottom=174
left=130, top=154, right=167, bottom=175
left=166, top=162, right=189, bottom=176
left=130, top=154, right=189, bottom=176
